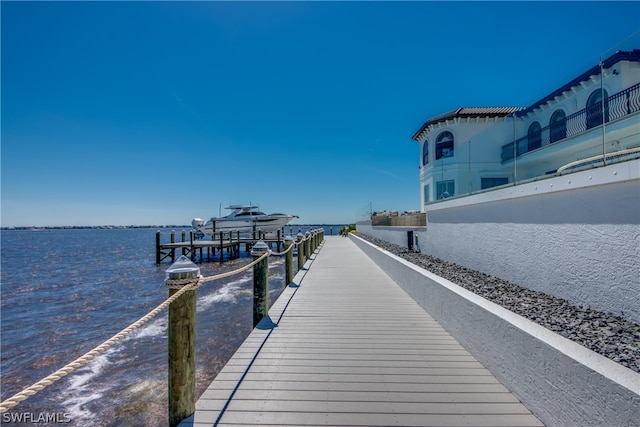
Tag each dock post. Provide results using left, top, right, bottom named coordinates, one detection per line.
left=189, top=231, right=195, bottom=262
left=297, top=232, right=305, bottom=270
left=284, top=235, right=294, bottom=286
left=170, top=230, right=176, bottom=262
left=251, top=241, right=270, bottom=327
left=312, top=230, right=317, bottom=252
left=165, top=256, right=200, bottom=427
left=277, top=229, right=282, bottom=252
left=219, top=232, right=224, bottom=264
left=156, top=231, right=161, bottom=264
left=305, top=231, right=311, bottom=259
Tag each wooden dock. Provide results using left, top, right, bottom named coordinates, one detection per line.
left=156, top=230, right=289, bottom=264
left=179, top=236, right=543, bottom=426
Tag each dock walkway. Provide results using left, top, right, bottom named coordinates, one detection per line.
left=181, top=236, right=543, bottom=426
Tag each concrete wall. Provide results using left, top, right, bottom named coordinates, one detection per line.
left=350, top=233, right=640, bottom=427
left=358, top=159, right=640, bottom=324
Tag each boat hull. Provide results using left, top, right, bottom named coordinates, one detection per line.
left=199, top=215, right=295, bottom=237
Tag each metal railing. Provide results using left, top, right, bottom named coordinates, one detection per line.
left=501, top=83, right=640, bottom=162
left=556, top=146, right=640, bottom=174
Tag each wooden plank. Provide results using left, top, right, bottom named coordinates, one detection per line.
left=198, top=389, right=521, bottom=403
left=198, top=380, right=514, bottom=394
left=192, top=411, right=543, bottom=427
left=220, top=400, right=535, bottom=415
left=180, top=236, right=543, bottom=427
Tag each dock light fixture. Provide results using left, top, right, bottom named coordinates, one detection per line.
left=305, top=231, right=311, bottom=237
left=165, top=255, right=200, bottom=282
left=284, top=235, right=295, bottom=245
left=250, top=240, right=270, bottom=257
left=296, top=232, right=305, bottom=242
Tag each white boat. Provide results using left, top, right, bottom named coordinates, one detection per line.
left=191, top=205, right=297, bottom=238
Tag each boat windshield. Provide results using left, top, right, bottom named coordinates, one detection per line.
left=236, top=211, right=266, bottom=216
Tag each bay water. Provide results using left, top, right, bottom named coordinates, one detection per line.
left=1, top=226, right=337, bottom=425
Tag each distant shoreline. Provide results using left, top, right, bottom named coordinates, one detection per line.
left=0, top=225, right=190, bottom=231
left=1, top=223, right=348, bottom=231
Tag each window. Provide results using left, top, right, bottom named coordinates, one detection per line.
left=422, top=140, right=429, bottom=165
left=481, top=177, right=509, bottom=190
left=549, top=110, right=567, bottom=143
left=527, top=122, right=541, bottom=151
left=423, top=184, right=430, bottom=203
left=435, top=131, right=454, bottom=159
left=586, top=89, right=609, bottom=129
left=436, top=180, right=454, bottom=200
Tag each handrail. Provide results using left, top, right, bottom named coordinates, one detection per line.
left=502, top=82, right=640, bottom=162
left=556, top=147, right=640, bottom=174
left=0, top=232, right=319, bottom=413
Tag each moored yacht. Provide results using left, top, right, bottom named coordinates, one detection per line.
left=192, top=205, right=297, bottom=237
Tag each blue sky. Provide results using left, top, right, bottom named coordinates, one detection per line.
left=2, top=1, right=639, bottom=227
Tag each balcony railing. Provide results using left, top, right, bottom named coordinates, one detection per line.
left=501, top=82, right=640, bottom=162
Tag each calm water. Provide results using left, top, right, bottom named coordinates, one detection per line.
left=1, top=226, right=337, bottom=425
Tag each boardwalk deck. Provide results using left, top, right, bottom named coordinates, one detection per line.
left=180, top=236, right=543, bottom=426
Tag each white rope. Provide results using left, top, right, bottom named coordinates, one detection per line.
left=270, top=241, right=297, bottom=256
left=201, top=250, right=270, bottom=283
left=0, top=251, right=272, bottom=413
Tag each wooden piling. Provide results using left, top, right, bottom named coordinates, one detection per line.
left=297, top=238, right=305, bottom=271
left=167, top=287, right=196, bottom=427
left=189, top=231, right=195, bottom=262
left=285, top=239, right=293, bottom=286
left=252, top=247, right=269, bottom=328
left=277, top=229, right=282, bottom=252
left=155, top=231, right=161, bottom=264
left=170, top=231, right=176, bottom=262
left=219, top=232, right=224, bottom=264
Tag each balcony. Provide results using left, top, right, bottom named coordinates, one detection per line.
left=501, top=83, right=640, bottom=162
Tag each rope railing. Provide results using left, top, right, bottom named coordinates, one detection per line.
left=0, top=246, right=277, bottom=413
left=1, top=229, right=323, bottom=417
left=269, top=239, right=297, bottom=256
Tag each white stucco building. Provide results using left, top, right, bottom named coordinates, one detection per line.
left=360, top=49, right=640, bottom=324
left=412, top=50, right=640, bottom=208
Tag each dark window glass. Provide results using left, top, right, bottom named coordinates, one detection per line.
left=436, top=131, right=454, bottom=159
left=481, top=177, right=509, bottom=189
left=527, top=122, right=541, bottom=151
left=422, top=140, right=429, bottom=165
left=550, top=110, right=567, bottom=143
left=436, top=180, right=455, bottom=199
left=586, top=89, right=609, bottom=129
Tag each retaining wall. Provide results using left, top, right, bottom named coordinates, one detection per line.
left=350, top=233, right=640, bottom=427
left=358, top=159, right=640, bottom=324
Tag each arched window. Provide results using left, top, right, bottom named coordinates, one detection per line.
left=549, top=110, right=567, bottom=143
left=422, top=140, right=429, bottom=165
left=435, top=131, right=454, bottom=160
left=527, top=122, right=541, bottom=151
left=586, top=89, right=609, bottom=129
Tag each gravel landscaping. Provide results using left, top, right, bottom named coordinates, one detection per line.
left=356, top=233, right=640, bottom=373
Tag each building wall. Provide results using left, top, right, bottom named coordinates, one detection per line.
left=505, top=113, right=640, bottom=181
left=358, top=159, right=640, bottom=324
left=416, top=56, right=640, bottom=207
left=418, top=118, right=512, bottom=205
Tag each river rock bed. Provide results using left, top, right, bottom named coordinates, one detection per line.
left=356, top=234, right=640, bottom=373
